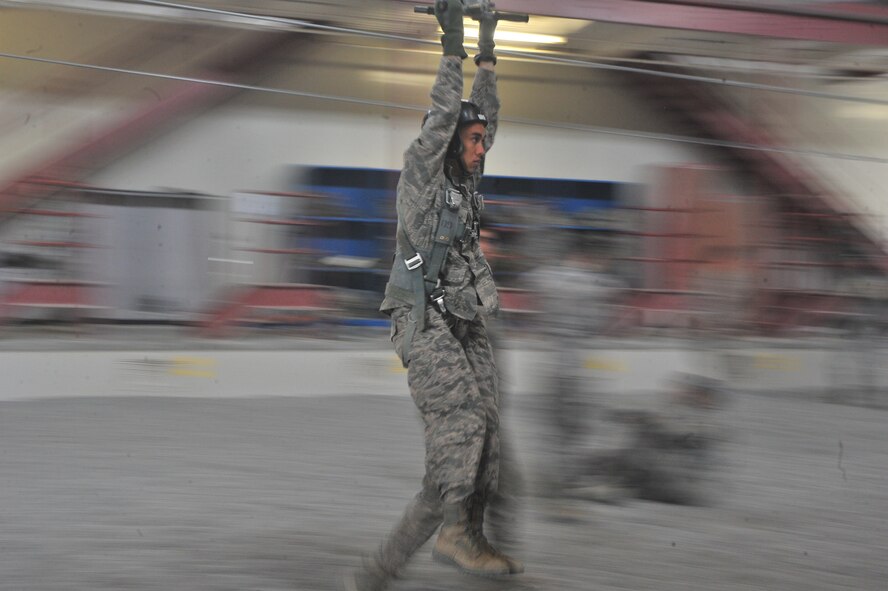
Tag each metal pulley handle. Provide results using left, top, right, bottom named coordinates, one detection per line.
left=413, top=1, right=451, bottom=15
left=489, top=12, right=530, bottom=23
left=413, top=3, right=529, bottom=23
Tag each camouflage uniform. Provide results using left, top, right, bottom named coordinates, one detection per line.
left=597, top=377, right=723, bottom=506
left=625, top=402, right=718, bottom=505
left=528, top=261, right=623, bottom=497
left=588, top=401, right=723, bottom=505
left=365, top=56, right=502, bottom=580
left=381, top=55, right=501, bottom=504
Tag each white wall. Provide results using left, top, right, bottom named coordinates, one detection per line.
left=714, top=75, right=888, bottom=243
left=0, top=343, right=880, bottom=402
left=84, top=40, right=709, bottom=193
left=2, top=29, right=884, bottom=234
left=88, top=103, right=704, bottom=195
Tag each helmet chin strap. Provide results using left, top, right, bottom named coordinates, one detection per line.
left=444, top=134, right=483, bottom=189
left=444, top=157, right=467, bottom=183
left=445, top=157, right=478, bottom=195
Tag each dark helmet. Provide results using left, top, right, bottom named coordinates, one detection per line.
left=421, top=100, right=488, bottom=161
left=447, top=100, right=488, bottom=160
left=457, top=100, right=488, bottom=128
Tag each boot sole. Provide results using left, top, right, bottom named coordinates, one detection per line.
left=431, top=548, right=513, bottom=578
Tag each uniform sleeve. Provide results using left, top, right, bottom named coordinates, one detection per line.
left=469, top=66, right=499, bottom=153
left=399, top=56, right=464, bottom=209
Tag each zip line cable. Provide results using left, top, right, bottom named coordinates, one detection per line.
left=504, top=115, right=888, bottom=165
left=1, top=51, right=886, bottom=165
left=0, top=52, right=421, bottom=111
left=129, top=0, right=888, bottom=107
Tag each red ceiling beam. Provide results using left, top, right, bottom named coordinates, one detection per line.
left=628, top=68, right=888, bottom=271
left=0, top=81, right=226, bottom=221
left=0, top=32, right=296, bottom=223
left=464, top=0, right=888, bottom=47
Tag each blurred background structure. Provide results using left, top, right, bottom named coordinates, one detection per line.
left=1, top=1, right=887, bottom=590
left=2, top=0, right=888, bottom=340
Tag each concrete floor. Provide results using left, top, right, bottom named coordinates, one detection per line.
left=1, top=391, right=885, bottom=591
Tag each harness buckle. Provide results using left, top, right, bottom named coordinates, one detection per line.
left=405, top=253, right=423, bottom=270
left=461, top=219, right=480, bottom=243
left=473, top=191, right=485, bottom=212
left=429, top=279, right=447, bottom=314
left=445, top=188, right=462, bottom=210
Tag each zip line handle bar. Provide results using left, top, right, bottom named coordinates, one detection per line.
left=414, top=6, right=530, bottom=23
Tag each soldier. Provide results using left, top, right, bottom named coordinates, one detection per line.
left=345, top=3, right=521, bottom=590
left=478, top=222, right=525, bottom=557
left=592, top=373, right=725, bottom=506
left=527, top=228, right=624, bottom=502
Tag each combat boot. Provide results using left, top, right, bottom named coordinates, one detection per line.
left=342, top=559, right=388, bottom=591
left=432, top=502, right=512, bottom=577
left=468, top=494, right=525, bottom=575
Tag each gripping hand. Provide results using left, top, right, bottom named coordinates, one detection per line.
left=435, top=0, right=467, bottom=59
left=474, top=11, right=497, bottom=65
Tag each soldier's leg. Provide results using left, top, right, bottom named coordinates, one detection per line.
left=483, top=320, right=525, bottom=553
left=348, top=310, right=501, bottom=589
left=535, top=348, right=564, bottom=498
left=347, top=477, right=443, bottom=590
left=406, top=309, right=511, bottom=577
left=373, top=481, right=443, bottom=576
left=462, top=316, right=501, bottom=499
left=462, top=317, right=524, bottom=574
left=552, top=348, right=591, bottom=495
left=486, top=429, right=524, bottom=552
left=345, top=481, right=442, bottom=591
left=408, top=310, right=488, bottom=502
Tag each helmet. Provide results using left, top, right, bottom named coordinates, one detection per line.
left=421, top=100, right=488, bottom=161
left=456, top=99, right=488, bottom=128
left=447, top=100, right=488, bottom=160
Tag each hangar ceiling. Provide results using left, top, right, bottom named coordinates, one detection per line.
left=2, top=0, right=887, bottom=88
left=1, top=0, right=886, bottom=251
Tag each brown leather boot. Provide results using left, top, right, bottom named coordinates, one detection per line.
left=467, top=494, right=525, bottom=575
left=432, top=502, right=511, bottom=577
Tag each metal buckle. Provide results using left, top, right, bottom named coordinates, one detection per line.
left=429, top=279, right=447, bottom=313
left=461, top=219, right=480, bottom=243
left=445, top=188, right=462, bottom=210
left=473, top=192, right=485, bottom=212
left=430, top=289, right=447, bottom=314
left=405, top=253, right=423, bottom=270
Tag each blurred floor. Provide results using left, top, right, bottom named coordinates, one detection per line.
left=1, top=391, right=885, bottom=590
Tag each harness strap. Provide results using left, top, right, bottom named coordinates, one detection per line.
left=394, top=204, right=465, bottom=367
left=426, top=206, right=462, bottom=290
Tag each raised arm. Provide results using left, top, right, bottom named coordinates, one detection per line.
left=469, top=13, right=499, bottom=152
left=400, top=56, right=464, bottom=202
left=399, top=1, right=467, bottom=208
left=469, top=64, right=499, bottom=153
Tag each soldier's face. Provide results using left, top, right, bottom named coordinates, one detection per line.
left=459, top=123, right=487, bottom=172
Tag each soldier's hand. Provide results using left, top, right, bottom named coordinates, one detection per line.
left=435, top=0, right=467, bottom=59
left=474, top=11, right=497, bottom=65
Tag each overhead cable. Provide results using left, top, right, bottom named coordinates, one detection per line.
left=1, top=51, right=885, bottom=165
left=127, top=0, right=888, bottom=106
left=649, top=0, right=888, bottom=26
